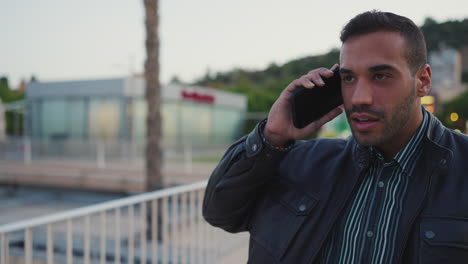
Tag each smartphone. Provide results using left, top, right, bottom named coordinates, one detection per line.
left=290, top=68, right=342, bottom=129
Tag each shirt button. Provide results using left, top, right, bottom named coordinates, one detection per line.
left=425, top=230, right=435, bottom=239
left=378, top=181, right=385, bottom=188
left=252, top=144, right=258, bottom=152
left=440, top=159, right=446, bottom=165
left=299, top=204, right=307, bottom=212
left=366, top=231, right=374, bottom=237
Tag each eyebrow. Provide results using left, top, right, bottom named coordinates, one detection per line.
left=368, top=64, right=397, bottom=72
left=339, top=68, right=353, bottom=74
left=339, top=64, right=397, bottom=74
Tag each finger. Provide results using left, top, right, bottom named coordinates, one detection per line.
left=307, top=67, right=333, bottom=75
left=319, top=67, right=335, bottom=78
left=330, top=64, right=339, bottom=71
left=284, top=79, right=304, bottom=93
left=311, top=74, right=325, bottom=86
left=285, top=66, right=335, bottom=94
left=301, top=72, right=324, bottom=86
left=298, top=76, right=315, bottom=89
left=306, top=68, right=334, bottom=86
left=284, top=75, right=316, bottom=94
left=281, top=80, right=306, bottom=102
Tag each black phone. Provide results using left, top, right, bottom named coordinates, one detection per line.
left=290, top=68, right=342, bottom=129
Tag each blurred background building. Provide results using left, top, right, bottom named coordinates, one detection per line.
left=429, top=46, right=466, bottom=103
left=26, top=76, right=246, bottom=145
left=17, top=76, right=247, bottom=165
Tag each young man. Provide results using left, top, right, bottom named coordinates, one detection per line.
left=203, top=11, right=468, bottom=263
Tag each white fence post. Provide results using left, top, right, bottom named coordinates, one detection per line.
left=115, top=207, right=121, bottom=264
left=128, top=205, right=134, bottom=264
left=162, top=196, right=168, bottom=264
left=66, top=219, right=73, bottom=264
left=151, top=200, right=158, bottom=264
left=84, top=215, right=91, bottom=264
left=25, top=228, right=33, bottom=264
left=1, top=233, right=9, bottom=264
left=140, top=202, right=147, bottom=263
left=100, top=211, right=106, bottom=264
left=47, top=224, right=54, bottom=264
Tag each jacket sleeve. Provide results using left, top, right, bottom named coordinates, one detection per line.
left=202, top=120, right=292, bottom=233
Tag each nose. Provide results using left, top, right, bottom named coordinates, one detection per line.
left=350, top=79, right=373, bottom=106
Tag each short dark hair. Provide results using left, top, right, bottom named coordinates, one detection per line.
left=340, top=10, right=427, bottom=75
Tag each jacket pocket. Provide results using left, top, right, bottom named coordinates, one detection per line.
left=418, top=217, right=468, bottom=263
left=249, top=180, right=319, bottom=261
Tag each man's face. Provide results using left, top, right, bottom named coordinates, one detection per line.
left=339, top=31, right=422, bottom=152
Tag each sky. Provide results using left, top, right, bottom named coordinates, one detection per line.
left=1, top=0, right=468, bottom=88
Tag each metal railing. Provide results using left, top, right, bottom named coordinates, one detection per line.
left=0, top=137, right=228, bottom=168
left=0, top=181, right=247, bottom=263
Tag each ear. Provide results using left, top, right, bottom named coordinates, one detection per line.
left=416, top=64, right=432, bottom=97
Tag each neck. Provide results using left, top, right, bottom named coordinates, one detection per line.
left=379, top=108, right=424, bottom=162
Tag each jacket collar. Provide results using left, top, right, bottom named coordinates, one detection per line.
left=424, top=107, right=447, bottom=145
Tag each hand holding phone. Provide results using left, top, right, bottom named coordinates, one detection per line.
left=263, top=67, right=343, bottom=147
left=290, top=68, right=342, bottom=128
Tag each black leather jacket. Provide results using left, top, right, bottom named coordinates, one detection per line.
left=203, top=110, right=468, bottom=263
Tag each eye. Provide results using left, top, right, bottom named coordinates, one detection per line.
left=342, top=75, right=355, bottom=83
left=374, top=73, right=387, bottom=80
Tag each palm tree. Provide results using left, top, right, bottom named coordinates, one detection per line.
left=143, top=0, right=162, bottom=191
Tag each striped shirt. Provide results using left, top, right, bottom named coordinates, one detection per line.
left=317, top=110, right=429, bottom=264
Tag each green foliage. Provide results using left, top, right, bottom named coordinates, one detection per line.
left=0, top=77, right=25, bottom=135
left=462, top=72, right=468, bottom=83
left=5, top=111, right=23, bottom=135
left=421, top=18, right=468, bottom=52
left=0, top=77, right=24, bottom=103
left=0, top=77, right=11, bottom=102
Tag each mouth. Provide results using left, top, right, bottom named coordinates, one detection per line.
left=350, top=114, right=380, bottom=131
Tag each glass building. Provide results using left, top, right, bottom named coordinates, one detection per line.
left=26, top=77, right=247, bottom=145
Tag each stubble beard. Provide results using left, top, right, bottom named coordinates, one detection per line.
left=347, top=87, right=417, bottom=148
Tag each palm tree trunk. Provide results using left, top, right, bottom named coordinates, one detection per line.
left=144, top=0, right=162, bottom=191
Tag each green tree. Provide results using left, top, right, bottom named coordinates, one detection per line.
left=0, top=77, right=25, bottom=136
left=0, top=77, right=12, bottom=102
left=421, top=18, right=468, bottom=52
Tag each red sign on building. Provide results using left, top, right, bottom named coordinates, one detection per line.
left=181, top=90, right=215, bottom=104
